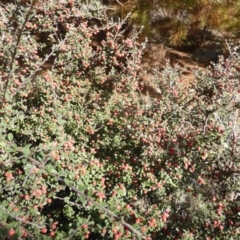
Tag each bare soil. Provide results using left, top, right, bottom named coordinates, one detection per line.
left=139, top=41, right=228, bottom=91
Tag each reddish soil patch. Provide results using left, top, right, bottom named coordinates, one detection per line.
left=140, top=43, right=208, bottom=86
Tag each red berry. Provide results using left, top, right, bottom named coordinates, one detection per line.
left=8, top=228, right=15, bottom=237
left=41, top=228, right=48, bottom=234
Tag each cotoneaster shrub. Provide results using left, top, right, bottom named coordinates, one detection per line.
left=0, top=0, right=240, bottom=239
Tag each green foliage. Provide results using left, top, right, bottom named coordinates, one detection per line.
left=0, top=0, right=240, bottom=239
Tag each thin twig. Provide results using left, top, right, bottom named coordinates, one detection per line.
left=230, top=109, right=239, bottom=169
left=28, top=156, right=146, bottom=239
left=116, top=0, right=123, bottom=6
left=0, top=208, right=41, bottom=239
left=54, top=196, right=90, bottom=240
left=203, top=115, right=209, bottom=134
left=0, top=6, right=7, bottom=23
left=2, top=140, right=146, bottom=239
left=13, top=39, right=65, bottom=96
left=4, top=0, right=37, bottom=97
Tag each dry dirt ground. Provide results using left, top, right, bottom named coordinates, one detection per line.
left=136, top=40, right=231, bottom=99
left=136, top=43, right=206, bottom=98
left=140, top=42, right=224, bottom=86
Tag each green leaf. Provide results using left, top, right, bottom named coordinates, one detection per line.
left=22, top=145, right=31, bottom=157
left=78, top=184, right=86, bottom=192
left=1, top=199, right=8, bottom=206
left=78, top=195, right=87, bottom=206
left=46, top=165, right=57, bottom=174
left=67, top=173, right=74, bottom=180
left=0, top=207, right=7, bottom=221
left=7, top=133, right=13, bottom=141
left=0, top=141, right=6, bottom=147
left=5, top=146, right=15, bottom=153
left=64, top=179, right=70, bottom=186
left=131, top=224, right=140, bottom=230
left=109, top=204, right=117, bottom=213
left=87, top=188, right=93, bottom=197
